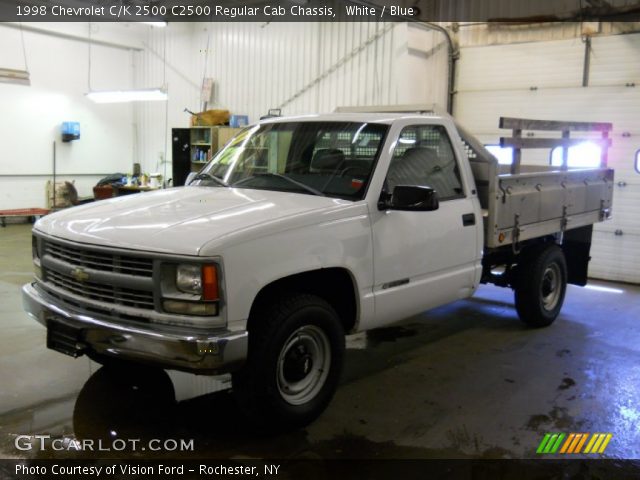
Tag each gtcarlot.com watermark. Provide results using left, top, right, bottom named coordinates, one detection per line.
left=15, top=434, right=194, bottom=452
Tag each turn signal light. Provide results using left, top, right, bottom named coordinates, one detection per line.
left=202, top=265, right=219, bottom=301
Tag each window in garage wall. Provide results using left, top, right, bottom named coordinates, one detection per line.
left=485, top=145, right=514, bottom=165
left=550, top=143, right=602, bottom=168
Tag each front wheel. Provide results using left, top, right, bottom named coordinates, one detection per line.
left=514, top=245, right=568, bottom=328
left=232, top=294, right=345, bottom=429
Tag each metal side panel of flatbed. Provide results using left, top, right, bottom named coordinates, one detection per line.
left=484, top=167, right=614, bottom=248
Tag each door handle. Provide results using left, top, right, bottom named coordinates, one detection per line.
left=462, top=213, right=476, bottom=226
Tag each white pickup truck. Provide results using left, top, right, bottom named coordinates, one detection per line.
left=23, top=112, right=613, bottom=427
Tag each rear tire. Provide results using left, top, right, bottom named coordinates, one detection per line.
left=232, top=294, right=345, bottom=429
left=514, top=245, right=568, bottom=328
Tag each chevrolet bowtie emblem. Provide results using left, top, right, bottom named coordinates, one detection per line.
left=71, top=268, right=90, bottom=282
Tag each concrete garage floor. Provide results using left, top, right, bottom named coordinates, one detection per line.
left=2, top=223, right=640, bottom=462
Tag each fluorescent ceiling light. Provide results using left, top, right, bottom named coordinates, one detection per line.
left=86, top=88, right=168, bottom=103
left=141, top=21, right=167, bottom=27
left=0, top=67, right=30, bottom=86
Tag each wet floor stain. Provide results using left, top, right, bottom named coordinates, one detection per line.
left=526, top=406, right=584, bottom=432
left=445, top=425, right=482, bottom=453
left=0, top=364, right=474, bottom=461
left=526, top=414, right=550, bottom=431
left=558, top=377, right=576, bottom=390
left=365, top=326, right=418, bottom=346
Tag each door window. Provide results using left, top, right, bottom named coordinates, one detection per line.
left=386, top=125, right=464, bottom=201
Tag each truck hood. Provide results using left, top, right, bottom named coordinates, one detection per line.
left=35, top=187, right=356, bottom=256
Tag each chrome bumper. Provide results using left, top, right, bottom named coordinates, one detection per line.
left=22, top=282, right=248, bottom=374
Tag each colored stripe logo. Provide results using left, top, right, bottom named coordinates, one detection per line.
left=537, top=433, right=612, bottom=454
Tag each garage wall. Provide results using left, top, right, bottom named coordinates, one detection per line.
left=189, top=22, right=448, bottom=119
left=0, top=23, right=142, bottom=210
left=0, top=22, right=450, bottom=208
left=133, top=23, right=198, bottom=179
left=135, top=22, right=450, bottom=175
left=454, top=33, right=640, bottom=283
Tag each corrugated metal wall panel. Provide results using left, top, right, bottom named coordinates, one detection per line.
left=186, top=21, right=447, bottom=120
left=135, top=22, right=450, bottom=177
left=134, top=23, right=200, bottom=176
left=191, top=21, right=406, bottom=119
left=455, top=38, right=640, bottom=283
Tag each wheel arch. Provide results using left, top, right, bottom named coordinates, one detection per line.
left=247, top=267, right=359, bottom=334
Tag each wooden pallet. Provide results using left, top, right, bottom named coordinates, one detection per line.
left=0, top=208, right=49, bottom=227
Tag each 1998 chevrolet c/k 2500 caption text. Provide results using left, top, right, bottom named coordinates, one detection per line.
left=15, top=3, right=415, bottom=19
left=15, top=464, right=280, bottom=477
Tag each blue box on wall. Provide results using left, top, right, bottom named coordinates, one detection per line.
left=230, top=115, right=249, bottom=128
left=61, top=122, right=80, bottom=142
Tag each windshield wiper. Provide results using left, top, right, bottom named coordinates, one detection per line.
left=233, top=173, right=325, bottom=197
left=190, top=172, right=228, bottom=187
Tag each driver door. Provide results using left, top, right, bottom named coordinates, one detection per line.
left=371, top=123, right=479, bottom=328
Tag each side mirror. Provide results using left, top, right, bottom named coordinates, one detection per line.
left=379, top=185, right=439, bottom=211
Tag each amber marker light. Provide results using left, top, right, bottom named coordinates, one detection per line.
left=202, top=265, right=219, bottom=301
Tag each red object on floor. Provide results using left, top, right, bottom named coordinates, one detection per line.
left=0, top=208, right=50, bottom=227
left=0, top=208, right=49, bottom=216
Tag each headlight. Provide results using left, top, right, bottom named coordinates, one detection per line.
left=161, top=262, right=220, bottom=317
left=175, top=264, right=219, bottom=300
left=176, top=265, right=202, bottom=295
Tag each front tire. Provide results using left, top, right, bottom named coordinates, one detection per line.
left=514, top=245, right=568, bottom=328
left=232, top=294, right=345, bottom=429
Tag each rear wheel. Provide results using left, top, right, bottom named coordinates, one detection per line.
left=514, top=245, right=568, bottom=328
left=232, top=294, right=345, bottom=429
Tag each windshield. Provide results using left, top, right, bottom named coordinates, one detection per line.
left=191, top=121, right=388, bottom=200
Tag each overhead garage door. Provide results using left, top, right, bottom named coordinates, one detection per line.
left=455, top=34, right=640, bottom=284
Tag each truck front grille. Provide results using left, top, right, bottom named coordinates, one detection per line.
left=40, top=237, right=156, bottom=314
left=45, top=241, right=153, bottom=277
left=46, top=270, right=155, bottom=310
